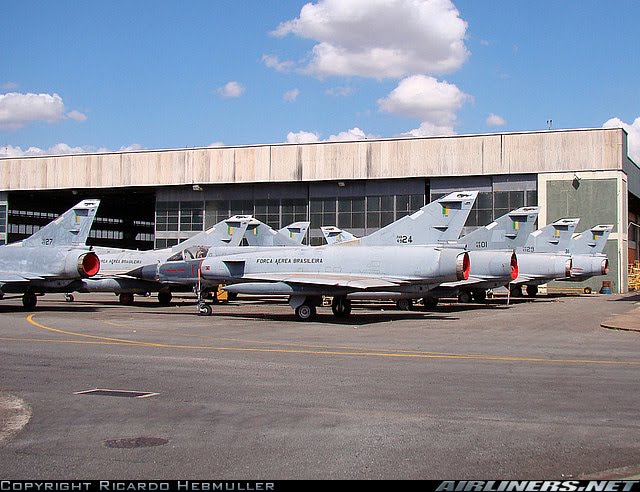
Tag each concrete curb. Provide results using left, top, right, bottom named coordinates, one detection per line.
left=601, top=307, right=640, bottom=332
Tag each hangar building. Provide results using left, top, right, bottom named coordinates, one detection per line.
left=1, top=127, right=638, bottom=293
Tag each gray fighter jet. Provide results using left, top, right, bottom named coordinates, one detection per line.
left=75, top=215, right=252, bottom=305
left=206, top=243, right=470, bottom=320
left=567, top=224, right=613, bottom=283
left=509, top=218, right=580, bottom=297
left=323, top=203, right=540, bottom=307
left=0, top=199, right=101, bottom=309
left=136, top=191, right=478, bottom=318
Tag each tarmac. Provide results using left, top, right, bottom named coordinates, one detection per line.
left=0, top=291, right=639, bottom=479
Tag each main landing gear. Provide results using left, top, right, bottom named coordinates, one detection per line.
left=22, top=293, right=37, bottom=310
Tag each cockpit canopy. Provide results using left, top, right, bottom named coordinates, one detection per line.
left=167, top=246, right=209, bottom=262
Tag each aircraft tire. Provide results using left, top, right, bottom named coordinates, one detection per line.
left=22, top=293, right=37, bottom=310
left=472, top=290, right=487, bottom=302
left=295, top=304, right=316, bottom=321
left=396, top=298, right=413, bottom=311
left=510, top=285, right=524, bottom=297
left=422, top=296, right=439, bottom=309
left=583, top=286, right=592, bottom=294
left=457, top=290, right=472, bottom=304
left=119, top=293, right=135, bottom=305
left=157, top=291, right=172, bottom=306
left=64, top=294, right=75, bottom=302
left=331, top=298, right=352, bottom=317
left=526, top=285, right=538, bottom=297
left=197, top=302, right=212, bottom=316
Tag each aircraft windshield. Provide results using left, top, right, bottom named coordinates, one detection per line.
left=166, top=246, right=209, bottom=262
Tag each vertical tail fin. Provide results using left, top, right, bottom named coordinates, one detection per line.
left=22, top=199, right=100, bottom=248
left=570, top=224, right=613, bottom=255
left=244, top=218, right=304, bottom=246
left=278, top=221, right=310, bottom=245
left=459, top=206, right=540, bottom=250
left=321, top=226, right=357, bottom=245
left=521, top=218, right=580, bottom=254
left=173, top=215, right=252, bottom=250
left=358, top=191, right=478, bottom=246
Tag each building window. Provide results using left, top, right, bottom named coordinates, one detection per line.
left=230, top=200, right=253, bottom=216
left=0, top=204, right=6, bottom=234
left=180, top=201, right=204, bottom=232
left=366, top=195, right=395, bottom=229
left=156, top=201, right=179, bottom=232
left=155, top=238, right=180, bottom=249
left=338, top=197, right=365, bottom=229
left=254, top=199, right=280, bottom=229
left=396, top=194, right=425, bottom=219
left=205, top=200, right=231, bottom=227
left=310, top=198, right=337, bottom=229
left=281, top=198, right=308, bottom=227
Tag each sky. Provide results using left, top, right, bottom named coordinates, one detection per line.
left=1, top=0, right=639, bottom=162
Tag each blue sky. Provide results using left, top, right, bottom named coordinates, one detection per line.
left=1, top=0, right=639, bottom=161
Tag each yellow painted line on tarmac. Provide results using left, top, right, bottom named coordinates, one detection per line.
left=24, top=314, right=640, bottom=366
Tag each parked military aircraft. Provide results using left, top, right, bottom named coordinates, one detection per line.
left=137, top=191, right=478, bottom=318
left=75, top=215, right=253, bottom=305
left=323, top=203, right=539, bottom=308
left=509, top=218, right=580, bottom=297
left=567, top=224, right=613, bottom=284
left=245, top=220, right=310, bottom=247
left=424, top=206, right=541, bottom=305
left=0, top=199, right=101, bottom=309
left=208, top=243, right=470, bottom=320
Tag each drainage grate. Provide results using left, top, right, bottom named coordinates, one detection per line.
left=103, top=437, right=168, bottom=449
left=74, top=389, right=159, bottom=398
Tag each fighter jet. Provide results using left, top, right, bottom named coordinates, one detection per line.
left=509, top=218, right=580, bottom=297
left=75, top=215, right=252, bottom=305
left=134, top=191, right=478, bottom=318
left=206, top=243, right=470, bottom=320
left=423, top=206, right=540, bottom=305
left=323, top=202, right=538, bottom=308
left=0, top=199, right=101, bottom=309
left=567, top=224, right=612, bottom=282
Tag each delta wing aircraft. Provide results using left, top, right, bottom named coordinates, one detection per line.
left=322, top=199, right=537, bottom=308
left=509, top=218, right=580, bottom=297
left=0, top=199, right=101, bottom=309
left=193, top=193, right=479, bottom=320
left=567, top=224, right=613, bottom=285
left=423, top=206, right=541, bottom=305
left=75, top=215, right=252, bottom=305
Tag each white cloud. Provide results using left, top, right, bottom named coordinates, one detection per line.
left=401, top=121, right=455, bottom=137
left=486, top=113, right=506, bottom=127
left=272, top=0, right=468, bottom=79
left=261, top=54, right=294, bottom=73
left=286, top=130, right=320, bottom=143
left=208, top=141, right=225, bottom=147
left=1, top=143, right=109, bottom=158
left=0, top=92, right=66, bottom=129
left=325, top=86, right=355, bottom=97
left=378, top=75, right=470, bottom=132
left=327, top=127, right=375, bottom=141
left=216, top=81, right=245, bottom=98
left=67, top=110, right=87, bottom=122
left=283, top=88, right=300, bottom=102
left=604, top=117, right=640, bottom=164
left=119, top=144, right=145, bottom=152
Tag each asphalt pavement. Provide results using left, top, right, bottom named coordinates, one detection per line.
left=0, top=291, right=639, bottom=479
